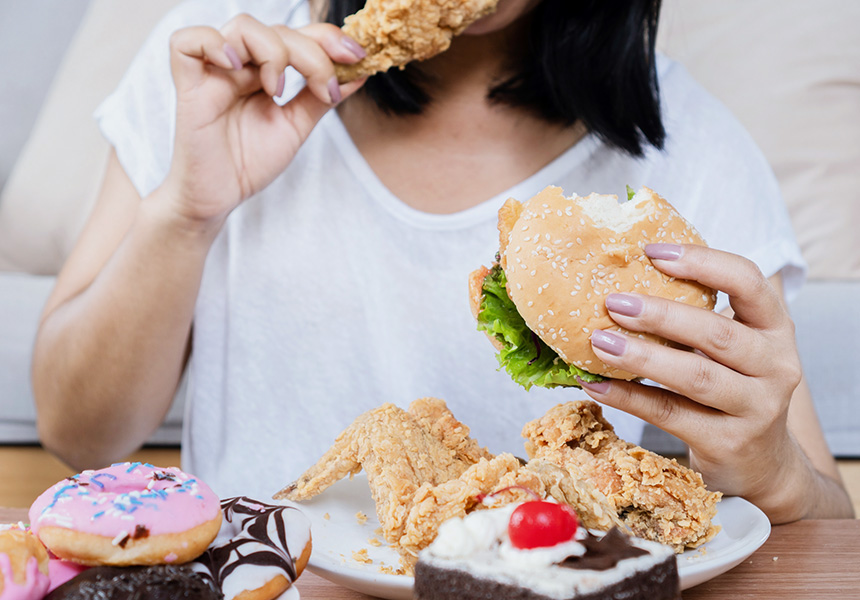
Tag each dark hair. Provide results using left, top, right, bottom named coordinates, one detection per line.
left=326, top=0, right=664, bottom=156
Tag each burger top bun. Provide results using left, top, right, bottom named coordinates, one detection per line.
left=500, top=185, right=717, bottom=380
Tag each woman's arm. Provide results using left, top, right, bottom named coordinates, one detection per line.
left=32, top=15, right=366, bottom=470
left=578, top=243, right=854, bottom=521
left=32, top=153, right=214, bottom=470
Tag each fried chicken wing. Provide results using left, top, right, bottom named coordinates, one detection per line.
left=335, top=0, right=500, bottom=83
left=522, top=401, right=721, bottom=551
left=274, top=398, right=492, bottom=543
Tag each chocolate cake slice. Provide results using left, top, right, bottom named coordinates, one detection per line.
left=414, top=503, right=680, bottom=600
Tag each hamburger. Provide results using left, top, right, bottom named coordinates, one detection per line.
left=469, top=185, right=717, bottom=389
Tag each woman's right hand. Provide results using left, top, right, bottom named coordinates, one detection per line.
left=160, top=14, right=366, bottom=228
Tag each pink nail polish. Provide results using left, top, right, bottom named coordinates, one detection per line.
left=340, top=36, right=367, bottom=60
left=276, top=72, right=286, bottom=98
left=328, top=76, right=342, bottom=104
left=577, top=377, right=611, bottom=394
left=645, top=243, right=683, bottom=261
left=223, top=43, right=243, bottom=70
left=606, top=293, right=643, bottom=317
left=591, top=330, right=626, bottom=356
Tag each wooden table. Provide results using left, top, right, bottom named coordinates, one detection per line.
left=2, top=508, right=857, bottom=599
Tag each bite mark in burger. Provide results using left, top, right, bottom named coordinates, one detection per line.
left=470, top=186, right=717, bottom=389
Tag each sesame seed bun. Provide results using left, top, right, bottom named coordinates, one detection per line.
left=475, top=186, right=717, bottom=381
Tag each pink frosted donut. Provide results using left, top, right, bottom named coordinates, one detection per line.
left=29, top=462, right=222, bottom=567
left=0, top=524, right=50, bottom=600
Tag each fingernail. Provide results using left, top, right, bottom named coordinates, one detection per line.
left=340, top=35, right=366, bottom=59
left=276, top=71, right=286, bottom=98
left=223, top=43, right=243, bottom=70
left=328, top=76, right=343, bottom=104
left=645, top=243, right=683, bottom=261
left=591, top=329, right=626, bottom=356
left=606, top=293, right=643, bottom=317
left=577, top=377, right=611, bottom=394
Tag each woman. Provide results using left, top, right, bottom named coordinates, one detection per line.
left=31, top=0, right=853, bottom=520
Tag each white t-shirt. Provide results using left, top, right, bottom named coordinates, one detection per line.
left=96, top=0, right=806, bottom=499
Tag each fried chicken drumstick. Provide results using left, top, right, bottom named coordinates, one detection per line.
left=335, top=0, right=501, bottom=83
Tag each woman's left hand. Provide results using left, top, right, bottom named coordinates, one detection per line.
left=577, top=242, right=810, bottom=520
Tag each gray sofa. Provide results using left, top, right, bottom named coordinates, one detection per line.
left=1, top=0, right=858, bottom=456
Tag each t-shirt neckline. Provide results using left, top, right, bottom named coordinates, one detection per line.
left=321, top=109, right=601, bottom=231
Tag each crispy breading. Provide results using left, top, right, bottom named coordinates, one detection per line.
left=335, top=0, right=500, bottom=83
left=522, top=401, right=722, bottom=551
left=406, top=397, right=495, bottom=465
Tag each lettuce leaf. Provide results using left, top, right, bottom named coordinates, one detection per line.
left=476, top=265, right=605, bottom=390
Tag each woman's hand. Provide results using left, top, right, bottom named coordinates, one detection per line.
left=160, top=14, right=366, bottom=229
left=576, top=243, right=838, bottom=521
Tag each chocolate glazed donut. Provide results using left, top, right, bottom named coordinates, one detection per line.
left=45, top=565, right=221, bottom=600
left=191, top=497, right=312, bottom=600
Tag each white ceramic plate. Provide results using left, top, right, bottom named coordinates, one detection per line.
left=274, top=585, right=300, bottom=600
left=279, top=474, right=769, bottom=599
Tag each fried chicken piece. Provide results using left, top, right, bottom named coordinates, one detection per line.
left=274, top=398, right=491, bottom=542
left=522, top=401, right=722, bottom=551
left=335, top=0, right=500, bottom=83
left=524, top=458, right=626, bottom=532
left=397, top=453, right=543, bottom=565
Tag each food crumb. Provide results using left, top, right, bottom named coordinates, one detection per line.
left=356, top=511, right=368, bottom=525
left=368, top=537, right=382, bottom=547
left=352, top=549, right=372, bottom=564
left=323, top=513, right=331, bottom=520
left=772, top=556, right=779, bottom=562
left=379, top=563, right=407, bottom=575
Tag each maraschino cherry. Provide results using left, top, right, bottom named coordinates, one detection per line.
left=476, top=486, right=580, bottom=550
left=508, top=501, right=579, bottom=549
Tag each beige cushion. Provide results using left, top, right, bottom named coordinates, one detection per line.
left=0, top=0, right=181, bottom=275
left=658, top=0, right=860, bottom=280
